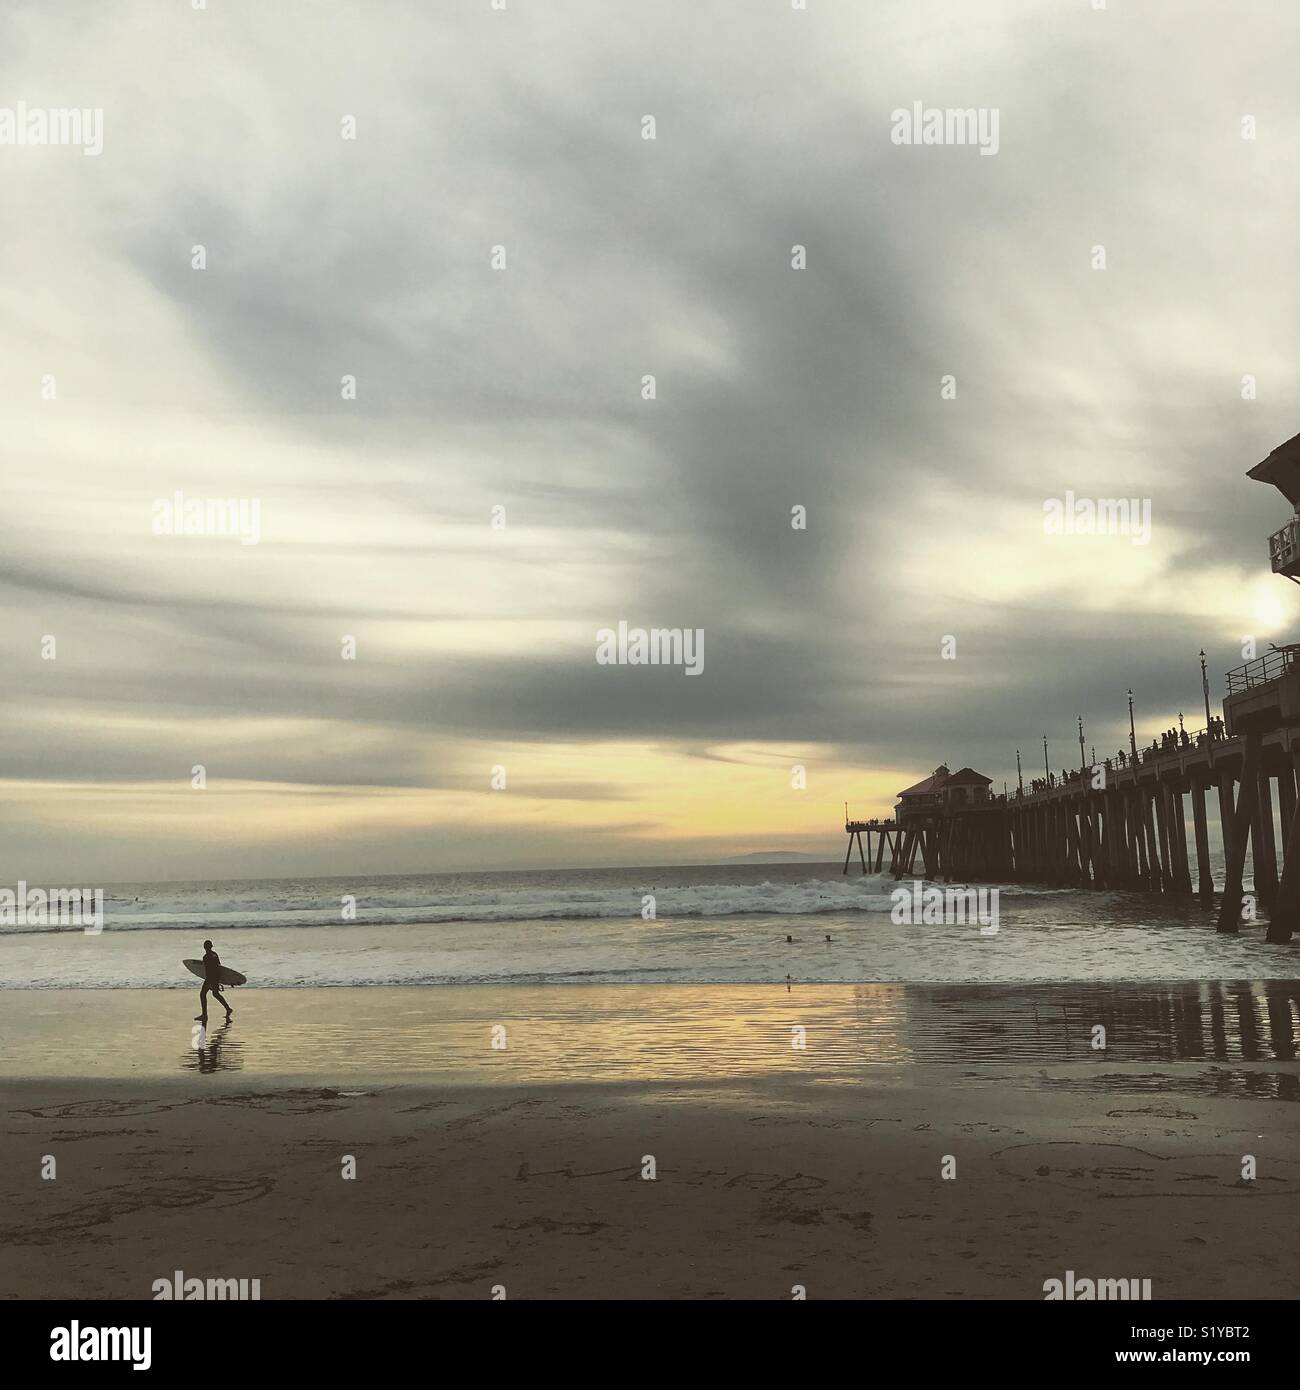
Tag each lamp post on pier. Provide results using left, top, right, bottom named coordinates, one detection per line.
left=1078, top=716, right=1086, bottom=770
left=1200, top=649, right=1215, bottom=767
left=1043, top=734, right=1050, bottom=783
left=1127, top=688, right=1137, bottom=759
left=1016, top=749, right=1023, bottom=796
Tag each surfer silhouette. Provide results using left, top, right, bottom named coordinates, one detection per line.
left=195, top=939, right=233, bottom=1023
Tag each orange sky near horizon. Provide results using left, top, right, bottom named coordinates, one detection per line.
left=0, top=743, right=921, bottom=881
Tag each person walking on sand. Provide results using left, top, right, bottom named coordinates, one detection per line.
left=195, top=939, right=233, bottom=1023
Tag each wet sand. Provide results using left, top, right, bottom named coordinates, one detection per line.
left=3, top=985, right=1299, bottom=1299
left=4, top=981, right=1300, bottom=1079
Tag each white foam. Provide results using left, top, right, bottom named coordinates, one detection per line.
left=17, top=873, right=1051, bottom=934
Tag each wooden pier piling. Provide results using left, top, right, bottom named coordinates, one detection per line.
left=1218, top=732, right=1261, bottom=933
left=1191, top=777, right=1214, bottom=897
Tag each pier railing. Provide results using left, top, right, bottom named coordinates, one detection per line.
left=1131, top=726, right=1215, bottom=764
left=1268, top=518, right=1300, bottom=574
left=1012, top=725, right=1224, bottom=799
left=1225, top=648, right=1298, bottom=695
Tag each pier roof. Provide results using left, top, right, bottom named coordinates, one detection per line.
left=897, top=766, right=949, bottom=797
left=896, top=764, right=993, bottom=800
left=1248, top=430, right=1300, bottom=507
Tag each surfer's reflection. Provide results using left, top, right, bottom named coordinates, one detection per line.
left=186, top=1018, right=243, bottom=1074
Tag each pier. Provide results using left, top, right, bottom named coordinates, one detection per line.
left=844, top=430, right=1300, bottom=943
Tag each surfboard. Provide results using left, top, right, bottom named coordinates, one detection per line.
left=182, top=959, right=247, bottom=987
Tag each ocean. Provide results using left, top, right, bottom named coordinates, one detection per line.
left=3, top=857, right=1294, bottom=989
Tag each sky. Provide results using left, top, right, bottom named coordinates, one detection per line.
left=1, top=0, right=1298, bottom=882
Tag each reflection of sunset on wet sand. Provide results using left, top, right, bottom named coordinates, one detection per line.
left=6, top=982, right=1300, bottom=1085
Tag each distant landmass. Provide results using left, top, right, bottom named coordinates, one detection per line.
left=725, top=851, right=839, bottom=863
